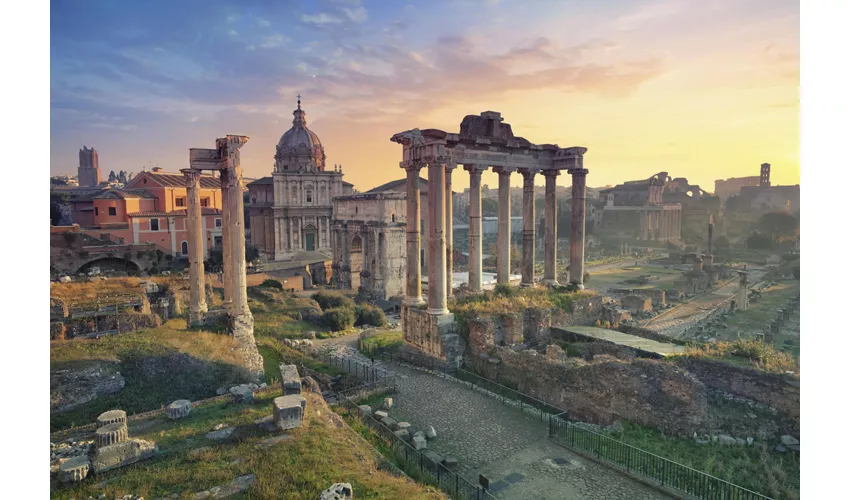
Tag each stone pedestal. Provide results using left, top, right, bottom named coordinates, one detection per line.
left=58, top=456, right=91, bottom=483
left=167, top=400, right=192, bottom=420
left=95, top=422, right=129, bottom=448
left=97, top=409, right=127, bottom=427
left=401, top=305, right=463, bottom=367
left=280, top=364, right=302, bottom=396
left=273, top=395, right=307, bottom=430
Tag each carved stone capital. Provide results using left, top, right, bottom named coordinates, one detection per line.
left=541, top=169, right=561, bottom=178
left=492, top=166, right=516, bottom=175
left=403, top=159, right=425, bottom=172
left=518, top=168, right=537, bottom=180
left=568, top=168, right=589, bottom=178
left=181, top=168, right=202, bottom=188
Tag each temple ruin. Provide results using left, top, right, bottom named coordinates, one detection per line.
left=391, top=111, right=588, bottom=365
left=183, top=136, right=264, bottom=379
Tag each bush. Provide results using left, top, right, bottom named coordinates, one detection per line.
left=583, top=271, right=591, bottom=283
left=321, top=307, right=355, bottom=331
left=355, top=304, right=387, bottom=327
left=260, top=279, right=283, bottom=290
left=312, top=291, right=354, bottom=311
left=493, top=283, right=517, bottom=298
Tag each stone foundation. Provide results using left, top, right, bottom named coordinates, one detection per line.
left=92, top=439, right=157, bottom=474
left=401, top=305, right=464, bottom=367
left=231, top=312, right=265, bottom=380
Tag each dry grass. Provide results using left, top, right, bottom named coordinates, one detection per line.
left=50, top=276, right=184, bottom=305
left=684, top=339, right=799, bottom=374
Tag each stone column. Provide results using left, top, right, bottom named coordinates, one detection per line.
left=220, top=170, right=233, bottom=314
left=464, top=164, right=485, bottom=292
left=445, top=165, right=455, bottom=297
left=227, top=164, right=250, bottom=316
left=341, top=224, right=351, bottom=289
left=404, top=162, right=424, bottom=305
left=542, top=170, right=559, bottom=285
left=495, top=167, right=513, bottom=284
left=182, top=169, right=207, bottom=324
left=519, top=169, right=536, bottom=287
left=427, top=158, right=448, bottom=315
left=569, top=168, right=588, bottom=286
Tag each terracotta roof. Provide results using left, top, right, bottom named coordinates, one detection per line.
left=126, top=171, right=221, bottom=189
left=248, top=176, right=274, bottom=186
left=93, top=188, right=156, bottom=200
left=127, top=211, right=168, bottom=217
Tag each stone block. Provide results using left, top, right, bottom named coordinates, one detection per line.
left=396, top=422, right=411, bottom=432
left=95, top=422, right=128, bottom=448
left=393, top=429, right=410, bottom=441
left=167, top=399, right=192, bottom=420
left=320, top=483, right=353, bottom=500
left=205, top=427, right=235, bottom=441
left=412, top=434, right=427, bottom=450
left=96, top=409, right=127, bottom=426
left=92, top=439, right=156, bottom=474
left=280, top=364, right=302, bottom=396
left=717, top=434, right=736, bottom=446
left=229, top=384, right=254, bottom=403
left=425, top=426, right=437, bottom=440
left=373, top=410, right=388, bottom=420
left=380, top=397, right=393, bottom=410
left=381, top=417, right=397, bottom=429
left=422, top=450, right=444, bottom=471
left=273, top=395, right=305, bottom=431
left=780, top=435, right=799, bottom=446
left=358, top=405, right=372, bottom=417
left=443, top=456, right=458, bottom=471
left=58, top=455, right=90, bottom=483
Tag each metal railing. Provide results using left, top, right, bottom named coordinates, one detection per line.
left=548, top=413, right=773, bottom=500
left=338, top=390, right=495, bottom=500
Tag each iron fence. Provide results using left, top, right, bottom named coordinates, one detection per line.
left=338, top=391, right=495, bottom=500
left=548, top=413, right=773, bottom=500
left=315, top=352, right=395, bottom=385
left=453, top=368, right=565, bottom=422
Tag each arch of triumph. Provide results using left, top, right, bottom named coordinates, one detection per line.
left=391, top=111, right=588, bottom=366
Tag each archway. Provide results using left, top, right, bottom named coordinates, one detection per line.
left=76, top=257, right=140, bottom=276
left=181, top=241, right=189, bottom=255
left=350, top=234, right=363, bottom=290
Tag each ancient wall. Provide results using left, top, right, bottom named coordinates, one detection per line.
left=469, top=348, right=709, bottom=436
left=680, top=357, right=800, bottom=431
left=402, top=306, right=464, bottom=366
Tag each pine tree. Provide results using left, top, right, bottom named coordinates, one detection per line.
left=118, top=170, right=127, bottom=183
left=108, top=170, right=116, bottom=182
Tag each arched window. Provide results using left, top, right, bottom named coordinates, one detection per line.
left=306, top=189, right=313, bottom=203
left=181, top=241, right=188, bottom=255
left=351, top=235, right=362, bottom=253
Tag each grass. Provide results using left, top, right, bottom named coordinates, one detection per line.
left=360, top=331, right=404, bottom=354
left=585, top=264, right=684, bottom=292
left=604, top=422, right=799, bottom=500
left=51, top=276, right=180, bottom=305
left=720, top=281, right=800, bottom=353
left=683, top=339, right=799, bottom=374
left=52, top=390, right=446, bottom=500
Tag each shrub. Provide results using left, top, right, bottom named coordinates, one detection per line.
left=355, top=304, right=387, bottom=327
left=321, top=307, right=355, bottom=331
left=493, top=283, right=517, bottom=298
left=260, top=279, right=283, bottom=290
left=583, top=271, right=591, bottom=283
left=312, top=291, right=353, bottom=311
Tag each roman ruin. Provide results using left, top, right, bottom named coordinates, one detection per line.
left=391, top=111, right=589, bottom=364
left=184, top=135, right=264, bottom=379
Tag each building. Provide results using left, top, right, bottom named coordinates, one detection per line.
left=267, top=98, right=353, bottom=260
left=331, top=192, right=407, bottom=299
left=736, top=164, right=800, bottom=214
left=78, top=146, right=102, bottom=187
left=62, top=168, right=226, bottom=258
left=598, top=172, right=683, bottom=241
left=715, top=175, right=761, bottom=204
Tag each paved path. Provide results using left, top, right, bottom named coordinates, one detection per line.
left=558, top=326, right=687, bottom=357
left=317, top=338, right=670, bottom=500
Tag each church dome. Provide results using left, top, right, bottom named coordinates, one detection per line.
left=275, top=96, right=326, bottom=173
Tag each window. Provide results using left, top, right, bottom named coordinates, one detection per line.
left=200, top=198, right=210, bottom=207
left=215, top=218, right=222, bottom=228
left=176, top=197, right=186, bottom=207
left=150, top=218, right=160, bottom=231
left=181, top=241, right=188, bottom=255
left=95, top=207, right=99, bottom=216
left=306, top=189, right=313, bottom=203
left=214, top=236, right=222, bottom=248
left=108, top=207, right=116, bottom=216
left=392, top=214, right=396, bottom=222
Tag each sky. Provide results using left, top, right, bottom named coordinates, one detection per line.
left=50, top=0, right=800, bottom=192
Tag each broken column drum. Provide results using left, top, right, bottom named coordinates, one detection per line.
left=96, top=422, right=129, bottom=448
left=280, top=363, right=302, bottom=396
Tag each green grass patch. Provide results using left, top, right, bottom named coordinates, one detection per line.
left=605, top=422, right=800, bottom=500
left=361, top=331, right=403, bottom=354
left=53, top=391, right=446, bottom=500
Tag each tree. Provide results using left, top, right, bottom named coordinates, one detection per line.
left=757, top=212, right=799, bottom=243
left=108, top=170, right=116, bottom=183
left=746, top=232, right=774, bottom=249
left=118, top=170, right=127, bottom=183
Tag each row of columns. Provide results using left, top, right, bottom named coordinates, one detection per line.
left=403, top=159, right=588, bottom=316
left=273, top=215, right=331, bottom=253
left=639, top=208, right=682, bottom=240
left=183, top=138, right=251, bottom=325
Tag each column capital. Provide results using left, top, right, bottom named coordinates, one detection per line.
left=518, top=168, right=537, bottom=181
left=401, top=159, right=425, bottom=172
left=463, top=164, right=488, bottom=175
left=568, top=168, right=589, bottom=178
left=541, top=169, right=561, bottom=178
left=492, top=166, right=516, bottom=175
left=181, top=168, right=203, bottom=186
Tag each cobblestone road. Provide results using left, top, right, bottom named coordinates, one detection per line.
left=317, top=337, right=670, bottom=500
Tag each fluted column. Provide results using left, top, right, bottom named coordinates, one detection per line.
left=182, top=169, right=207, bottom=324
left=427, top=158, right=448, bottom=315
left=569, top=168, right=588, bottom=286
left=543, top=170, right=559, bottom=285
left=445, top=165, right=455, bottom=297
left=464, top=164, right=485, bottom=292
left=404, top=162, right=424, bottom=305
left=495, top=167, right=514, bottom=284
left=220, top=170, right=233, bottom=313
left=519, top=169, right=536, bottom=287
left=226, top=164, right=249, bottom=316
